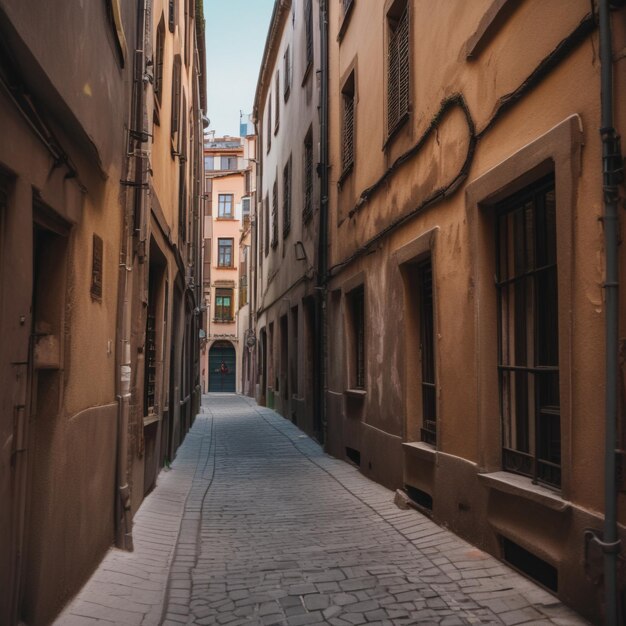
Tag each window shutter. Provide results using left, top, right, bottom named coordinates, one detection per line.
left=387, top=3, right=409, bottom=134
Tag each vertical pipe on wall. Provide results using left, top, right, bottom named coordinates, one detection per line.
left=315, top=0, right=329, bottom=444
left=599, top=1, right=622, bottom=623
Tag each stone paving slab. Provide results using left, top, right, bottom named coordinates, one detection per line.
left=58, top=394, right=588, bottom=625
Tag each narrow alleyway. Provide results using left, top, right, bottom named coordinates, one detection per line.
left=57, top=396, right=587, bottom=626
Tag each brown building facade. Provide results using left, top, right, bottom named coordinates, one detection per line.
left=0, top=1, right=206, bottom=623
left=250, top=0, right=626, bottom=622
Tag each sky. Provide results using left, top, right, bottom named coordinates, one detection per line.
left=203, top=0, right=276, bottom=137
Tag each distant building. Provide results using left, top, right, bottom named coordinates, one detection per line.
left=201, top=133, right=255, bottom=393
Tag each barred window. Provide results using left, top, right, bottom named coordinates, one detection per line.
left=283, top=156, right=292, bottom=238
left=496, top=176, right=560, bottom=488
left=341, top=71, right=355, bottom=174
left=171, top=55, right=182, bottom=145
left=417, top=258, right=436, bottom=446
left=154, top=18, right=165, bottom=109
left=264, top=195, right=270, bottom=256
left=275, top=71, right=280, bottom=133
left=168, top=0, right=176, bottom=33
left=305, top=0, right=313, bottom=68
left=303, top=129, right=313, bottom=222
left=271, top=180, right=278, bottom=249
left=284, top=46, right=291, bottom=100
left=387, top=0, right=410, bottom=136
left=349, top=286, right=365, bottom=389
left=267, top=98, right=272, bottom=153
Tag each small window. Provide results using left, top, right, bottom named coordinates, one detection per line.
left=218, top=194, right=233, bottom=218
left=349, top=285, right=366, bottom=389
left=168, top=0, right=177, bottom=32
left=222, top=156, right=237, bottom=170
left=217, top=238, right=234, bottom=267
left=387, top=0, right=410, bottom=137
left=283, top=156, right=292, bottom=238
left=171, top=55, right=182, bottom=148
left=303, top=128, right=313, bottom=223
left=271, top=179, right=278, bottom=249
left=154, top=18, right=165, bottom=112
left=215, top=288, right=233, bottom=322
left=341, top=71, right=355, bottom=176
left=264, top=195, right=270, bottom=257
left=242, top=197, right=251, bottom=216
left=204, top=155, right=214, bottom=171
left=417, top=258, right=436, bottom=445
left=284, top=46, right=291, bottom=100
left=304, top=0, right=313, bottom=69
left=274, top=71, right=280, bottom=134
left=267, top=98, right=272, bottom=153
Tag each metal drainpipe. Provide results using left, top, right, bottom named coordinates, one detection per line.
left=315, top=0, right=329, bottom=444
left=599, top=0, right=623, bottom=623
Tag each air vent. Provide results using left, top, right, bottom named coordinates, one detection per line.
left=345, top=447, right=360, bottom=467
left=405, top=485, right=433, bottom=511
left=501, top=537, right=558, bottom=592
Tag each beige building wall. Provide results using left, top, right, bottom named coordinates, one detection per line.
left=253, top=0, right=322, bottom=439
left=325, top=0, right=626, bottom=622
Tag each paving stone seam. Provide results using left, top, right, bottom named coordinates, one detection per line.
left=159, top=409, right=217, bottom=624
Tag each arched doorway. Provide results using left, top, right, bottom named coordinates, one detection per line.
left=208, top=340, right=236, bottom=392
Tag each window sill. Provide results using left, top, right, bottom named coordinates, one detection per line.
left=216, top=266, right=237, bottom=270
left=216, top=216, right=236, bottom=221
left=383, top=110, right=410, bottom=151
left=478, top=471, right=570, bottom=513
left=402, top=441, right=436, bottom=462
left=344, top=388, right=366, bottom=399
left=213, top=319, right=234, bottom=324
left=143, top=414, right=160, bottom=427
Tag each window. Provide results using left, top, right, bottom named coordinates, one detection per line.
left=496, top=176, right=560, bottom=488
left=271, top=179, right=278, bottom=249
left=264, top=195, right=270, bottom=257
left=283, top=156, right=292, bottom=238
left=242, top=197, right=251, bottom=216
left=222, top=155, right=237, bottom=170
left=341, top=71, right=355, bottom=175
left=275, top=71, right=280, bottom=133
left=204, top=155, right=214, bottom=171
left=171, top=55, right=182, bottom=148
left=267, top=98, right=272, bottom=153
left=284, top=46, right=291, bottom=100
left=168, top=0, right=176, bottom=32
left=387, top=0, right=410, bottom=136
left=349, top=286, right=365, bottom=389
left=343, top=0, right=354, bottom=14
left=417, top=258, right=436, bottom=445
left=303, top=129, right=313, bottom=223
left=305, top=0, right=313, bottom=69
left=154, top=18, right=165, bottom=114
left=215, top=288, right=233, bottom=322
left=218, top=194, right=233, bottom=218
left=217, top=238, right=234, bottom=267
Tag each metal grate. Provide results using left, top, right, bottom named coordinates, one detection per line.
left=352, top=286, right=365, bottom=389
left=305, top=0, right=313, bottom=66
left=342, top=87, right=354, bottom=172
left=496, top=175, right=560, bottom=488
left=303, top=133, right=313, bottom=222
left=271, top=180, right=278, bottom=248
left=387, top=2, right=409, bottom=135
left=283, top=157, right=291, bottom=237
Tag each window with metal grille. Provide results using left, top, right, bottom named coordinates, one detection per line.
left=283, top=156, right=292, bottom=238
left=168, top=0, right=176, bottom=33
left=271, top=180, right=278, bottom=248
left=350, top=286, right=366, bottom=389
left=218, top=194, right=233, bottom=218
left=217, top=238, right=233, bottom=267
left=341, top=71, right=355, bottom=175
left=171, top=55, right=182, bottom=146
left=284, top=45, right=291, bottom=100
left=264, top=195, right=270, bottom=256
left=275, top=71, right=280, bottom=133
left=305, top=0, right=313, bottom=68
left=387, top=0, right=410, bottom=136
left=417, top=258, right=436, bottom=446
left=267, top=98, right=272, bottom=153
left=215, top=288, right=233, bottom=322
left=496, top=175, right=560, bottom=488
left=154, top=18, right=165, bottom=112
left=303, top=129, right=313, bottom=222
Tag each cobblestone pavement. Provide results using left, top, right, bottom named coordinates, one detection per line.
left=57, top=394, right=588, bottom=626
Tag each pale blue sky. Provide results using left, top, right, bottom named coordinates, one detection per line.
left=203, top=0, right=275, bottom=137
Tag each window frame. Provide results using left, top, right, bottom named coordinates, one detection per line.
left=217, top=238, right=234, bottom=268
left=386, top=0, right=410, bottom=140
left=341, top=70, right=356, bottom=179
left=217, top=193, right=234, bottom=219
left=303, top=128, right=313, bottom=223
left=271, top=179, right=279, bottom=249
left=214, top=288, right=234, bottom=322
left=283, top=156, right=292, bottom=238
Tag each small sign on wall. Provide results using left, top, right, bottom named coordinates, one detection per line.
left=91, top=234, right=103, bottom=300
